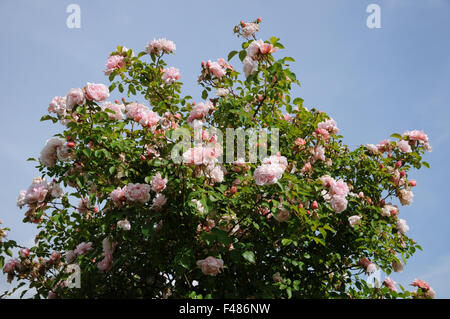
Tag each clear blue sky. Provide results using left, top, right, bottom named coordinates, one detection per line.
left=1, top=0, right=449, bottom=297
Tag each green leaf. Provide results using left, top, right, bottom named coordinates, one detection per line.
left=242, top=251, right=256, bottom=264
left=238, top=50, right=247, bottom=62
left=227, top=50, right=238, bottom=61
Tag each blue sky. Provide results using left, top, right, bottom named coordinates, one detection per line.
left=1, top=0, right=449, bottom=297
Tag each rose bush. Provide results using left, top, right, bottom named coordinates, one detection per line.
left=0, top=19, right=434, bottom=299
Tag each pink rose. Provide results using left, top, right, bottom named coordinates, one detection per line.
left=411, top=278, right=430, bottom=290
left=162, top=67, right=181, bottom=84
left=101, top=102, right=125, bottom=120
left=383, top=277, right=397, bottom=292
left=329, top=180, right=349, bottom=197
left=243, top=56, right=258, bottom=78
left=117, top=219, right=131, bottom=231
left=151, top=193, right=167, bottom=211
left=398, top=189, right=414, bottom=206
left=348, top=215, right=361, bottom=228
left=125, top=103, right=149, bottom=121
left=65, top=88, right=85, bottom=110
left=84, top=83, right=109, bottom=102
left=139, top=110, right=160, bottom=128
left=208, top=61, right=225, bottom=78
left=124, top=183, right=151, bottom=203
left=74, top=242, right=93, bottom=255
left=329, top=195, right=348, bottom=213
left=397, top=140, right=412, bottom=153
left=151, top=173, right=167, bottom=193
left=3, top=259, right=19, bottom=273
left=196, top=256, right=224, bottom=276
left=274, top=207, right=290, bottom=222
left=109, top=187, right=125, bottom=203
left=396, top=218, right=409, bottom=234
left=104, top=55, right=125, bottom=75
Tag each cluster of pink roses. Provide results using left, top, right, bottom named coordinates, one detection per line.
left=48, top=83, right=109, bottom=125
left=239, top=19, right=260, bottom=38
left=125, top=102, right=161, bottom=128
left=162, top=67, right=181, bottom=84
left=66, top=242, right=93, bottom=263
left=145, top=38, right=176, bottom=55
left=242, top=35, right=277, bottom=78
left=187, top=101, right=215, bottom=125
left=319, top=175, right=349, bottom=213
left=17, top=177, right=63, bottom=210
left=200, top=58, right=233, bottom=80
left=411, top=278, right=435, bottom=298
left=314, top=118, right=339, bottom=141
left=254, top=153, right=288, bottom=186
left=109, top=177, right=168, bottom=211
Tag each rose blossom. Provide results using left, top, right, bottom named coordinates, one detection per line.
left=254, top=162, right=285, bottom=186
left=150, top=173, right=167, bottom=193
left=329, top=195, right=348, bottom=213
left=146, top=38, right=176, bottom=55
left=348, top=215, right=361, bottom=228
left=312, top=145, right=325, bottom=162
left=101, top=102, right=125, bottom=120
left=139, top=110, right=161, bottom=128
left=124, top=183, right=151, bottom=203
left=3, top=259, right=19, bottom=273
left=151, top=193, right=167, bottom=210
left=396, top=218, right=410, bottom=234
left=125, top=103, right=149, bottom=121
left=411, top=278, right=430, bottom=290
left=242, top=22, right=259, bottom=38
left=381, top=204, right=398, bottom=217
left=48, top=96, right=67, bottom=116
left=162, top=67, right=181, bottom=84
left=84, top=83, right=109, bottom=102
left=196, top=256, right=224, bottom=276
left=39, top=137, right=65, bottom=167
left=117, top=219, right=131, bottom=231
left=243, top=56, right=258, bottom=78
left=383, top=277, right=397, bottom=292
left=104, top=55, right=125, bottom=75
left=109, top=187, right=125, bottom=203
left=397, top=140, right=412, bottom=153
left=398, top=189, right=414, bottom=206
left=65, top=88, right=85, bottom=110
left=74, top=242, right=93, bottom=255
left=274, top=207, right=290, bottom=222
left=208, top=61, right=225, bottom=78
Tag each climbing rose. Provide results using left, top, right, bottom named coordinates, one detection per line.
left=196, top=256, right=224, bottom=276
left=104, top=55, right=125, bottom=75
left=124, top=183, right=151, bottom=203
left=396, top=218, right=410, bottom=234
left=65, top=88, right=85, bottom=110
left=162, top=67, right=181, bottom=84
left=150, top=173, right=167, bottom=193
left=398, top=189, right=414, bottom=206
left=84, top=83, right=109, bottom=102
left=397, top=140, right=412, bottom=153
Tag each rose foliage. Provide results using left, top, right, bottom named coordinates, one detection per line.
left=0, top=19, right=434, bottom=299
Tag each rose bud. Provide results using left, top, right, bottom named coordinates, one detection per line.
left=395, top=161, right=402, bottom=168
left=409, top=180, right=417, bottom=187
left=400, top=170, right=406, bottom=177
left=67, top=141, right=76, bottom=148
left=311, top=201, right=319, bottom=209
